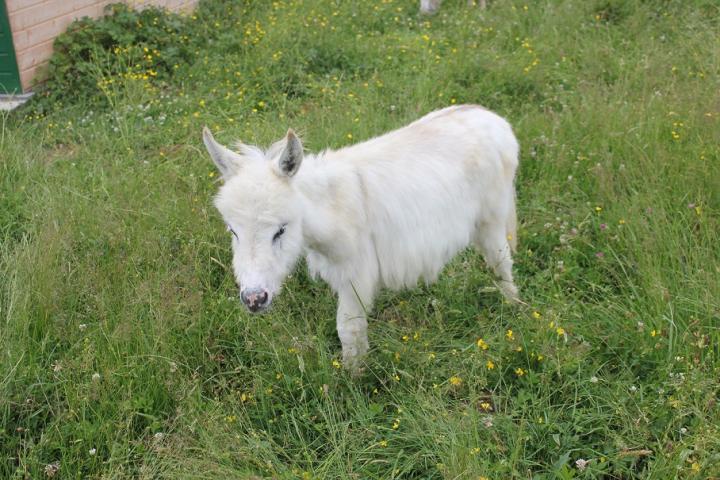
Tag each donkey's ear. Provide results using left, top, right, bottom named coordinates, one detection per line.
left=203, top=127, right=242, bottom=179
left=276, top=129, right=303, bottom=177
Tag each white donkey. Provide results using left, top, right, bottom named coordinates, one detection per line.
left=420, top=0, right=487, bottom=15
left=203, top=105, right=520, bottom=370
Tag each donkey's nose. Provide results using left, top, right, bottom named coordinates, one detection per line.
left=240, top=288, right=269, bottom=312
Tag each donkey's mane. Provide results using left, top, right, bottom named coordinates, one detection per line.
left=232, top=142, right=266, bottom=162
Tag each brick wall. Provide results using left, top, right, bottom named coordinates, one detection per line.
left=6, top=0, right=198, bottom=91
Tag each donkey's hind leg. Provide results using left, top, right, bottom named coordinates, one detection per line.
left=474, top=223, right=519, bottom=302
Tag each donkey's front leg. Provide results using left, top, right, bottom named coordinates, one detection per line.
left=336, top=284, right=372, bottom=371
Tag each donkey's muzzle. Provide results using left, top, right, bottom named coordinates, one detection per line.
left=240, top=288, right=269, bottom=313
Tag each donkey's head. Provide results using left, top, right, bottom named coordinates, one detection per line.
left=203, top=127, right=305, bottom=313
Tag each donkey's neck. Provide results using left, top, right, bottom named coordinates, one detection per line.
left=295, top=150, right=366, bottom=262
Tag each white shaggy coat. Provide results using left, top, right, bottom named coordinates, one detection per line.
left=203, top=105, right=520, bottom=369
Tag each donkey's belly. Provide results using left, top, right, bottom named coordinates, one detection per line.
left=372, top=217, right=475, bottom=290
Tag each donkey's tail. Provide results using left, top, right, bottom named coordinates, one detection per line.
left=506, top=191, right=518, bottom=253
left=500, top=127, right=520, bottom=254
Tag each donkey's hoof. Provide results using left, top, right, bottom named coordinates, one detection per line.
left=498, top=281, right=521, bottom=303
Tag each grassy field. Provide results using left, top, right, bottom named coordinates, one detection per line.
left=1, top=0, right=719, bottom=478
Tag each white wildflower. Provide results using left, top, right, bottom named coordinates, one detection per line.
left=44, top=462, right=60, bottom=477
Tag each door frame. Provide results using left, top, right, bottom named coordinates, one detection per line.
left=0, top=0, right=22, bottom=94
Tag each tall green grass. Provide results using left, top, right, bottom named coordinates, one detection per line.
left=1, top=0, right=718, bottom=478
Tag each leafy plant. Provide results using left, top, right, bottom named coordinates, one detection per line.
left=30, top=3, right=198, bottom=113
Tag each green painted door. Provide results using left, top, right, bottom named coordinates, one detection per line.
left=0, top=0, right=22, bottom=94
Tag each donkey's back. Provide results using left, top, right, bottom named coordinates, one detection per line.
left=333, top=105, right=519, bottom=291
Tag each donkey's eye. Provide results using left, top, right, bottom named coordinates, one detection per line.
left=272, top=224, right=287, bottom=243
left=226, top=225, right=238, bottom=239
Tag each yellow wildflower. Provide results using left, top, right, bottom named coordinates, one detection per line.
left=449, top=376, right=463, bottom=386
left=506, top=329, right=514, bottom=340
left=476, top=338, right=489, bottom=350
left=486, top=360, right=495, bottom=370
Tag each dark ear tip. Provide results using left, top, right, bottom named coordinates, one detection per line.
left=286, top=128, right=296, bottom=139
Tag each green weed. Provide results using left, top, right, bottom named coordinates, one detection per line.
left=1, top=0, right=718, bottom=478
